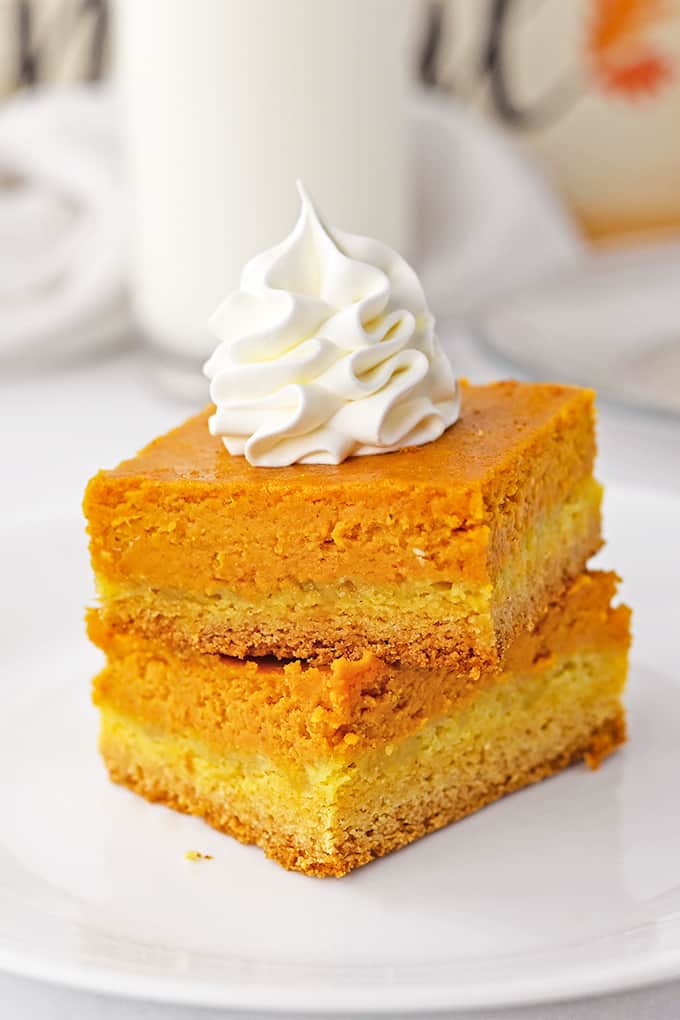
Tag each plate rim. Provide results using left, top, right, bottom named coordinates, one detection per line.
left=1, top=936, right=680, bottom=1013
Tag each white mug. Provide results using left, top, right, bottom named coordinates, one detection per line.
left=113, top=0, right=410, bottom=389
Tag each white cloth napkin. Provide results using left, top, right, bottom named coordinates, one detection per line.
left=0, top=85, right=130, bottom=365
left=1, top=83, right=678, bottom=414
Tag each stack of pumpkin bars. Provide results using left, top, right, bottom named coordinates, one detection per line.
left=84, top=380, right=630, bottom=876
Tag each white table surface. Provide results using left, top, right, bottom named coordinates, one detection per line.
left=1, top=330, right=679, bottom=1019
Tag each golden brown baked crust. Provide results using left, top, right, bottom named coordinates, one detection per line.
left=99, top=711, right=626, bottom=878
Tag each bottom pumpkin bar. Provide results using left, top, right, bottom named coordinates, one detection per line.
left=90, top=572, right=630, bottom=877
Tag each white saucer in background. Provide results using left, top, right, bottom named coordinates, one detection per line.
left=475, top=242, right=680, bottom=417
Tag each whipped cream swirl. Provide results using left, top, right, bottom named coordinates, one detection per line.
left=204, top=183, right=459, bottom=466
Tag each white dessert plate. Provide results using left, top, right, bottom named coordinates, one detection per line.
left=0, top=484, right=679, bottom=1014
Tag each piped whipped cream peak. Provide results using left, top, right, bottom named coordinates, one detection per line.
left=204, top=182, right=460, bottom=467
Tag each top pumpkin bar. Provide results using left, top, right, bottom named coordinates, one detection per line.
left=84, top=380, right=602, bottom=672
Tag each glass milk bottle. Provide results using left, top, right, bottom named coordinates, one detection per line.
left=113, top=0, right=411, bottom=394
